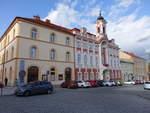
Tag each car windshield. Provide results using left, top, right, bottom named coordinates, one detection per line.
left=145, top=82, right=150, bottom=84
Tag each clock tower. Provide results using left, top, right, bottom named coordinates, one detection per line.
left=96, top=11, right=107, bottom=41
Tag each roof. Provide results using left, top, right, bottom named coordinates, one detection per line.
left=123, top=51, right=145, bottom=60
left=71, top=28, right=96, bottom=37
left=0, top=16, right=73, bottom=41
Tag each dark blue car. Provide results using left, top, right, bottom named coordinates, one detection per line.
left=15, top=81, right=53, bottom=96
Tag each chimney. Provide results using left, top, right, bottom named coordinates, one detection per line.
left=45, top=19, right=51, bottom=23
left=33, top=15, right=40, bottom=20
left=80, top=27, right=87, bottom=34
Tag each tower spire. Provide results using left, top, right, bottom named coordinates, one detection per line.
left=99, top=10, right=101, bottom=17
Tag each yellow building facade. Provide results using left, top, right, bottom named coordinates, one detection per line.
left=0, top=16, right=75, bottom=86
left=119, top=51, right=149, bottom=81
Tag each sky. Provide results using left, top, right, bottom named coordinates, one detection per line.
left=0, top=0, right=150, bottom=59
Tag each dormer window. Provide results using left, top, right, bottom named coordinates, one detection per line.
left=31, top=28, right=37, bottom=39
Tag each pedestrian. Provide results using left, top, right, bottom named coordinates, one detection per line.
left=4, top=77, right=8, bottom=86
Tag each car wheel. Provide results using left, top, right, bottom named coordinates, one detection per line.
left=24, top=91, right=31, bottom=96
left=81, top=85, right=84, bottom=88
left=47, top=89, right=53, bottom=94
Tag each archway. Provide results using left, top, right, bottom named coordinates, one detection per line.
left=65, top=68, right=71, bottom=82
left=27, top=66, right=39, bottom=82
left=103, top=70, right=109, bottom=81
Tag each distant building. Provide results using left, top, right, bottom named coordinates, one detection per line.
left=120, top=58, right=134, bottom=82
left=119, top=51, right=149, bottom=81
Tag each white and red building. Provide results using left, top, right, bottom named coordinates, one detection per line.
left=72, top=28, right=100, bottom=81
left=72, top=13, right=121, bottom=81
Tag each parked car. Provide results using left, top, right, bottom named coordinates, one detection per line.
left=135, top=80, right=144, bottom=84
left=15, top=81, right=53, bottom=96
left=94, top=80, right=104, bottom=87
left=115, top=81, right=122, bottom=86
left=77, top=80, right=90, bottom=88
left=103, top=81, right=113, bottom=87
left=86, top=80, right=97, bottom=87
left=109, top=80, right=117, bottom=86
left=61, top=81, right=78, bottom=89
left=124, top=80, right=135, bottom=85
left=143, top=81, right=150, bottom=90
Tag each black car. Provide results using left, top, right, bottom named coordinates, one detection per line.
left=94, top=80, right=104, bottom=87
left=15, top=81, right=53, bottom=96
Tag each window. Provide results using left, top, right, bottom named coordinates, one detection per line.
left=95, top=45, right=99, bottom=50
left=50, top=33, right=55, bottom=43
left=6, top=51, right=8, bottom=61
left=13, top=29, right=15, bottom=38
left=30, top=46, right=37, bottom=58
left=31, top=28, right=37, bottom=39
left=90, top=56, right=93, bottom=65
left=66, top=37, right=70, bottom=45
left=66, top=52, right=70, bottom=61
left=76, top=40, right=81, bottom=48
left=95, top=56, right=98, bottom=65
left=84, top=72, right=88, bottom=80
left=7, top=35, right=10, bottom=43
left=77, top=54, right=81, bottom=64
left=50, top=49, right=56, bottom=60
left=11, top=46, right=14, bottom=58
left=78, top=72, right=82, bottom=81
left=50, top=68, right=55, bottom=81
left=84, top=55, right=87, bottom=64
left=90, top=72, right=94, bottom=80
left=96, top=72, right=99, bottom=80
left=89, top=44, right=93, bottom=50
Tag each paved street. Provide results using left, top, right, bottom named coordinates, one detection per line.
left=0, top=85, right=150, bottom=113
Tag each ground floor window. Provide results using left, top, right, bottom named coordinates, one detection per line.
left=90, top=72, right=94, bottom=80
left=50, top=68, right=55, bottom=81
left=96, top=72, right=99, bottom=80
left=84, top=72, right=88, bottom=81
left=78, top=72, right=82, bottom=81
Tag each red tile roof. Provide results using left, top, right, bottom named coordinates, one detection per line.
left=0, top=16, right=73, bottom=41
left=123, top=51, right=145, bottom=60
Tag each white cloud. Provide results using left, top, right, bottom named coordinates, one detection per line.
left=44, top=0, right=150, bottom=58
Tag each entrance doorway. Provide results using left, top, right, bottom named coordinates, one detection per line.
left=27, top=66, right=39, bottom=82
left=103, top=70, right=109, bottom=81
left=65, top=68, right=71, bottom=82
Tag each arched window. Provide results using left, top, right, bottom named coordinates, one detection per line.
left=11, top=46, right=14, bottom=58
left=50, top=67, right=55, bottom=81
left=50, top=33, right=55, bottom=43
left=50, top=49, right=56, bottom=60
left=66, top=52, right=70, bottom=61
left=84, top=55, right=87, bottom=64
left=77, top=54, right=81, bottom=64
left=31, top=28, right=37, bottom=39
left=30, top=46, right=37, bottom=58
left=66, top=37, right=70, bottom=45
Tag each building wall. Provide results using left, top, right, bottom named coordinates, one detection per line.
left=0, top=19, right=75, bottom=86
left=74, top=31, right=100, bottom=81
left=0, top=22, right=20, bottom=86
left=120, top=59, right=134, bottom=82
